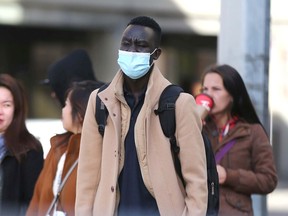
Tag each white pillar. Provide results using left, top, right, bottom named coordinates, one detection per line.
left=218, top=0, right=270, bottom=216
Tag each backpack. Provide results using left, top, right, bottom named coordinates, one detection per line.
left=95, top=83, right=219, bottom=216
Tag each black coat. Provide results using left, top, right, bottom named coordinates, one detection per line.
left=0, top=148, right=44, bottom=216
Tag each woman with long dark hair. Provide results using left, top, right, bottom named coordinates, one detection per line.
left=27, top=80, right=103, bottom=216
left=200, top=64, right=278, bottom=216
left=0, top=73, right=44, bottom=215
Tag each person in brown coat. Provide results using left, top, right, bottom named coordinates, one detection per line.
left=26, top=80, right=103, bottom=216
left=200, top=64, right=278, bottom=216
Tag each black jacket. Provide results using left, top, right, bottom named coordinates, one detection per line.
left=0, top=148, right=44, bottom=216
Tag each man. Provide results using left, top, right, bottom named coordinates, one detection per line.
left=75, top=16, right=208, bottom=216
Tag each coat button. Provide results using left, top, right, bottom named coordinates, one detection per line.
left=111, top=186, right=115, bottom=192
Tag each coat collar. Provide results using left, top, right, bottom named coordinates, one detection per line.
left=205, top=119, right=252, bottom=150
left=98, top=65, right=171, bottom=109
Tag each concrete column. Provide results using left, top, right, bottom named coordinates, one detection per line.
left=218, top=0, right=270, bottom=216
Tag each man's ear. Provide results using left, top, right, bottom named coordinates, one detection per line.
left=153, top=48, right=162, bottom=60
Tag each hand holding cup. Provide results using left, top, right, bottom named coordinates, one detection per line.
left=195, top=93, right=214, bottom=120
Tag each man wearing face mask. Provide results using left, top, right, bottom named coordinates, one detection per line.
left=75, top=16, right=208, bottom=216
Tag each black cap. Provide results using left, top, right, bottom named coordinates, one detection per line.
left=44, top=49, right=97, bottom=107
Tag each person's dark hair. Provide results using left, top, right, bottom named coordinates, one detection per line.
left=0, top=74, right=42, bottom=162
left=201, top=64, right=261, bottom=124
left=127, top=16, right=162, bottom=47
left=66, top=80, right=104, bottom=125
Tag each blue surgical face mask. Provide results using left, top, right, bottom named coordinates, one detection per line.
left=117, top=49, right=157, bottom=80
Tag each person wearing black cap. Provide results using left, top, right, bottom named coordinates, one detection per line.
left=25, top=50, right=104, bottom=216
left=42, top=49, right=104, bottom=107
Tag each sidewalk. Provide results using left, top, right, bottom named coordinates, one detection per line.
left=267, top=182, right=288, bottom=216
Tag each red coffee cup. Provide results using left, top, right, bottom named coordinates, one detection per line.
left=195, top=93, right=214, bottom=111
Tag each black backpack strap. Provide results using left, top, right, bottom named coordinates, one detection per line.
left=95, top=83, right=110, bottom=136
left=154, top=84, right=184, bottom=184
left=202, top=131, right=219, bottom=216
left=155, top=85, right=220, bottom=215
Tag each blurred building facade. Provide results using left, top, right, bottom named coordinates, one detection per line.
left=0, top=0, right=287, bottom=182
left=0, top=0, right=219, bottom=117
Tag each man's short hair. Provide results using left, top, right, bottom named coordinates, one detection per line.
left=127, top=16, right=162, bottom=47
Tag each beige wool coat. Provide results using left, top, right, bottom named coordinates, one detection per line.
left=75, top=66, right=208, bottom=216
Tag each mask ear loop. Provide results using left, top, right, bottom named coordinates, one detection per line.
left=150, top=48, right=158, bottom=56
left=149, top=48, right=158, bottom=66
